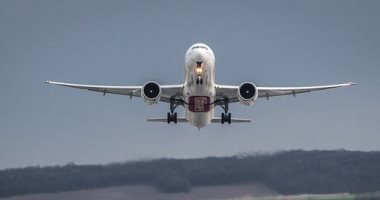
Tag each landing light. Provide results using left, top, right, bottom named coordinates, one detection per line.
left=196, top=67, right=203, bottom=74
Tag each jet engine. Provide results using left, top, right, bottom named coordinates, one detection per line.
left=142, top=81, right=161, bottom=105
left=237, top=82, right=258, bottom=106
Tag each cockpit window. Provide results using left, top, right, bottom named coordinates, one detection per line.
left=191, top=46, right=208, bottom=51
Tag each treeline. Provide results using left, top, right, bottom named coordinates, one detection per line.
left=0, top=150, right=380, bottom=197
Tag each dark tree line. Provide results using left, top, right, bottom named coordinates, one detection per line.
left=0, top=150, right=380, bottom=197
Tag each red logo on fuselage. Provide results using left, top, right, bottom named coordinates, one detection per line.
left=188, top=96, right=210, bottom=112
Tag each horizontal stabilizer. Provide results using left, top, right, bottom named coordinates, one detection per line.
left=211, top=118, right=251, bottom=123
left=147, top=118, right=188, bottom=123
left=148, top=117, right=251, bottom=123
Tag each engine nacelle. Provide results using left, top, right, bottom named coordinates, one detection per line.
left=237, top=82, right=258, bottom=106
left=142, top=81, right=161, bottom=105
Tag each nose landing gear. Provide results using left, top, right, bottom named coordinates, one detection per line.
left=196, top=77, right=203, bottom=85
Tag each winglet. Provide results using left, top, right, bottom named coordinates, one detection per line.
left=44, top=80, right=51, bottom=84
left=348, top=82, right=357, bottom=85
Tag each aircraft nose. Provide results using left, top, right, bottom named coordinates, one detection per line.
left=192, top=50, right=208, bottom=62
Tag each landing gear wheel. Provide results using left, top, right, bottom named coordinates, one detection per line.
left=167, top=112, right=178, bottom=124
left=221, top=112, right=231, bottom=124
left=196, top=78, right=203, bottom=85
left=174, top=112, right=177, bottom=124
left=167, top=112, right=171, bottom=124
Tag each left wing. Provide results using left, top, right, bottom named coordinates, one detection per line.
left=44, top=80, right=184, bottom=103
left=215, top=82, right=356, bottom=103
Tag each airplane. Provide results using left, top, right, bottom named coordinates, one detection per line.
left=45, top=43, right=355, bottom=129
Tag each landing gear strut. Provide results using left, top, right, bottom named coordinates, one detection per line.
left=196, top=61, right=203, bottom=85
left=197, top=78, right=203, bottom=85
left=167, top=97, right=184, bottom=124
left=216, top=98, right=231, bottom=124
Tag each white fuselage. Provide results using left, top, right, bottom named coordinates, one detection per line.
left=183, top=43, right=216, bottom=128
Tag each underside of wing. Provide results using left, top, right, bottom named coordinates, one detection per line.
left=215, top=84, right=240, bottom=103
left=45, top=80, right=184, bottom=103
left=160, top=84, right=185, bottom=103
left=45, top=80, right=142, bottom=96
left=215, top=82, right=355, bottom=103
left=257, top=82, right=356, bottom=98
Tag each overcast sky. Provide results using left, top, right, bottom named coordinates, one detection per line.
left=0, top=0, right=379, bottom=169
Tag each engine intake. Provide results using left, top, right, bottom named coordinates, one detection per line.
left=142, top=81, right=161, bottom=105
left=238, top=82, right=258, bottom=106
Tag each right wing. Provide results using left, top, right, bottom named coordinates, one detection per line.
left=44, top=80, right=184, bottom=103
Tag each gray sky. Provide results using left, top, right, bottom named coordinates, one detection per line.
left=0, top=0, right=379, bottom=170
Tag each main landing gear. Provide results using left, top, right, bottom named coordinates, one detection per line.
left=167, top=112, right=177, bottom=124
left=167, top=98, right=184, bottom=124
left=221, top=113, right=231, bottom=124
left=216, top=98, right=231, bottom=124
